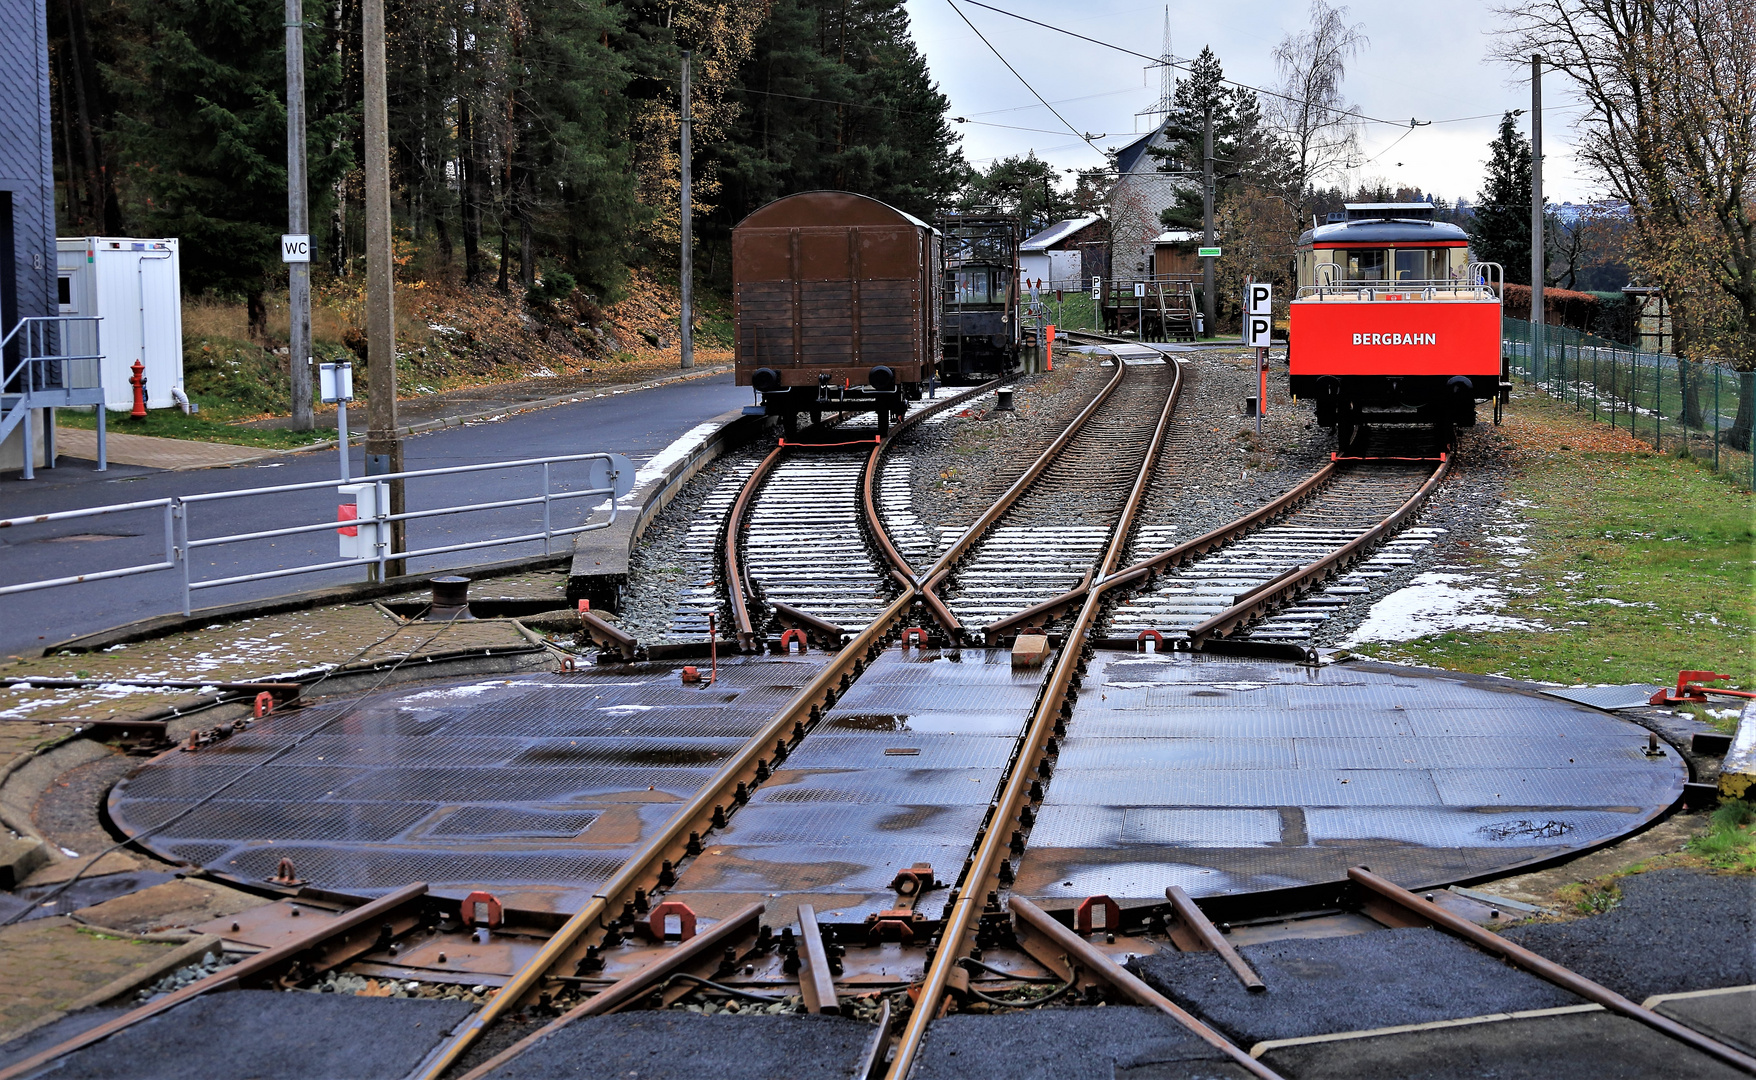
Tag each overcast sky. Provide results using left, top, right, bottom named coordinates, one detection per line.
left=904, top=0, right=1601, bottom=206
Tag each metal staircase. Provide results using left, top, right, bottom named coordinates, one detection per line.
left=2, top=316, right=106, bottom=479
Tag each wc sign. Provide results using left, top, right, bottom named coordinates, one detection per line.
left=281, top=234, right=311, bottom=263
left=1243, top=283, right=1273, bottom=347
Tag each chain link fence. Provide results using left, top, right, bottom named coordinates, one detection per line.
left=1503, top=317, right=1754, bottom=489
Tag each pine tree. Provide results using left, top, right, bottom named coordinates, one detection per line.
left=1472, top=112, right=1535, bottom=284
left=106, top=0, right=348, bottom=323
left=704, top=0, right=964, bottom=260
left=1148, top=47, right=1267, bottom=232
left=960, top=154, right=1065, bottom=234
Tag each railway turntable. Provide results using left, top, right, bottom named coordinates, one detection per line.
left=1011, top=649, right=1687, bottom=908
left=108, top=645, right=1685, bottom=921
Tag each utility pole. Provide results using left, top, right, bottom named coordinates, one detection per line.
left=1530, top=54, right=1545, bottom=382
left=679, top=51, right=694, bottom=370
left=363, top=0, right=404, bottom=576
left=1201, top=103, right=1215, bottom=340
left=286, top=0, right=312, bottom=430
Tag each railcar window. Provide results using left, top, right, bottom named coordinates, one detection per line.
left=1344, top=249, right=1386, bottom=281
left=1394, top=249, right=1448, bottom=281
left=951, top=268, right=993, bottom=305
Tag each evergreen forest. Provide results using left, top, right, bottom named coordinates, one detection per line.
left=47, top=0, right=966, bottom=314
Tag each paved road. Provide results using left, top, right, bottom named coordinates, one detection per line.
left=0, top=373, right=750, bottom=657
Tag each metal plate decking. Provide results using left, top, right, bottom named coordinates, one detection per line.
left=108, top=655, right=827, bottom=912
left=1013, top=651, right=1687, bottom=906
left=659, top=646, right=1050, bottom=929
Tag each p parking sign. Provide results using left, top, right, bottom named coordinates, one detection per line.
left=1246, top=283, right=1272, bottom=316
left=1244, top=314, right=1273, bottom=348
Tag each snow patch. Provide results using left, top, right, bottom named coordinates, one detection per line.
left=619, top=420, right=723, bottom=505
left=1343, top=572, right=1543, bottom=646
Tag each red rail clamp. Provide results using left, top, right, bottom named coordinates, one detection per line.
left=462, top=891, right=503, bottom=928
left=648, top=900, right=698, bottom=942
left=1075, top=894, right=1122, bottom=936
left=1652, top=670, right=1755, bottom=705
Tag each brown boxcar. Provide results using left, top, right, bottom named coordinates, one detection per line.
left=733, top=191, right=939, bottom=433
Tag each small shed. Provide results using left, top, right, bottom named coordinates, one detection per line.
left=1019, top=216, right=1105, bottom=291
left=1150, top=230, right=1202, bottom=279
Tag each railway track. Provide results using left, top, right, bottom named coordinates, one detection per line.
left=939, top=356, right=1179, bottom=634
left=15, top=351, right=1746, bottom=1080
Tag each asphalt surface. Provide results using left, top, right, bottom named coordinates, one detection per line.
left=13, top=990, right=473, bottom=1079
left=1659, top=988, right=1756, bottom=1055
left=479, top=1011, right=874, bottom=1080
left=1129, top=927, right=1581, bottom=1046
left=1501, top=867, right=1756, bottom=999
left=911, top=1006, right=1250, bottom=1080
left=1257, top=1008, right=1751, bottom=1080
left=0, top=373, right=748, bottom=657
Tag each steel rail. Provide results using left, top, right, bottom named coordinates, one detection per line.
left=723, top=381, right=1007, bottom=651
left=722, top=442, right=787, bottom=650
left=983, top=461, right=1343, bottom=641
left=1008, top=896, right=1283, bottom=1080
left=429, top=365, right=1140, bottom=1078
left=914, top=354, right=1134, bottom=636
left=451, top=903, right=767, bottom=1080
left=885, top=354, right=1182, bottom=1079
left=1185, top=458, right=1451, bottom=644
left=415, top=586, right=918, bottom=1079
left=1348, top=868, right=1756, bottom=1075
left=1, top=883, right=431, bottom=1080
left=430, top=381, right=1013, bottom=1077
left=858, top=379, right=1009, bottom=639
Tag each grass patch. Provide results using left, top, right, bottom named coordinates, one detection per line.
left=54, top=407, right=332, bottom=449
left=1686, top=800, right=1756, bottom=871
left=1555, top=877, right=1622, bottom=916
left=1358, top=394, right=1754, bottom=687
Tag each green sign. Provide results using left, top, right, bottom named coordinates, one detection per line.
left=1198, top=246, right=1222, bottom=258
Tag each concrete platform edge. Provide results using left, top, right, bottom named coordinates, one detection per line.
left=568, top=405, right=775, bottom=608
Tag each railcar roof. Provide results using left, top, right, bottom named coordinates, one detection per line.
left=1297, top=218, right=1470, bottom=246
left=736, top=190, right=933, bottom=232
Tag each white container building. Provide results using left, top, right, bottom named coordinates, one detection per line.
left=56, top=237, right=184, bottom=411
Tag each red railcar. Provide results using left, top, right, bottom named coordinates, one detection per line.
left=1289, top=203, right=1504, bottom=446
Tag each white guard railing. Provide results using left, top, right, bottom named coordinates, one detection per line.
left=0, top=451, right=632, bottom=614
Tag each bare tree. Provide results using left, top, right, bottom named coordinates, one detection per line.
left=1269, top=1, right=1368, bottom=230
left=1494, top=0, right=1756, bottom=443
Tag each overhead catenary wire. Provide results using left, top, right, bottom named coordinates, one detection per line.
left=944, top=0, right=1109, bottom=158
left=951, top=0, right=1570, bottom=134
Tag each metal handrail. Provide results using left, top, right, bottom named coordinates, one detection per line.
left=1297, top=262, right=1504, bottom=302
left=0, top=451, right=629, bottom=613
left=1, top=316, right=105, bottom=381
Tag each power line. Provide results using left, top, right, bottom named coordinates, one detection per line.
left=955, top=116, right=1110, bottom=138
left=953, top=0, right=1411, bottom=129
left=944, top=0, right=1108, bottom=158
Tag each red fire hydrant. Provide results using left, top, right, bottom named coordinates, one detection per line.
left=129, top=359, right=147, bottom=418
